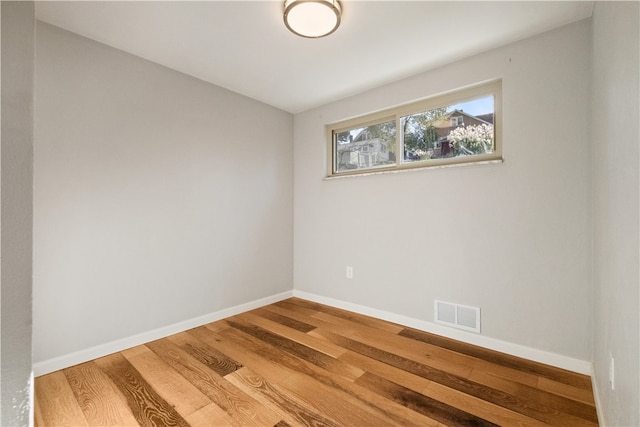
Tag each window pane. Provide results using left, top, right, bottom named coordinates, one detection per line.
left=327, top=80, right=501, bottom=177
left=402, top=95, right=494, bottom=163
left=334, top=120, right=396, bottom=173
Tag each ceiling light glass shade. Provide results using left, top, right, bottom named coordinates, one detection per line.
left=284, top=0, right=342, bottom=38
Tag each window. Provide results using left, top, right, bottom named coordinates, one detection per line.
left=328, top=80, right=501, bottom=177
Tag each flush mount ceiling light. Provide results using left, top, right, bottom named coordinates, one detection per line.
left=284, top=0, right=342, bottom=38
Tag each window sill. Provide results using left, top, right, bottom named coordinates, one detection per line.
left=324, top=158, right=504, bottom=180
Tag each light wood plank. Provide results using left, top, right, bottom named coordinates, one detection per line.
left=400, top=326, right=593, bottom=390
left=94, top=352, right=191, bottom=427
left=35, top=371, right=89, bottom=427
left=338, top=349, right=431, bottom=393
left=63, top=361, right=139, bottom=426
left=33, top=386, right=45, bottom=427
left=356, top=371, right=497, bottom=426
left=167, top=332, right=243, bottom=377
left=226, top=366, right=343, bottom=427
left=260, top=304, right=358, bottom=334
left=468, top=369, right=598, bottom=425
left=289, top=297, right=406, bottom=334
left=251, top=307, right=317, bottom=333
left=123, top=345, right=213, bottom=418
left=537, top=376, right=596, bottom=406
left=423, top=381, right=549, bottom=427
left=184, top=402, right=238, bottom=427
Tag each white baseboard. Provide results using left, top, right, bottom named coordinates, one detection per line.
left=293, top=290, right=592, bottom=375
left=33, top=290, right=294, bottom=377
left=35, top=289, right=593, bottom=378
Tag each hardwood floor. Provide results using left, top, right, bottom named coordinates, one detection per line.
left=34, top=298, right=599, bottom=426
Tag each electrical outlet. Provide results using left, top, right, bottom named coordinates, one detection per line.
left=609, top=352, right=615, bottom=390
left=346, top=266, right=353, bottom=279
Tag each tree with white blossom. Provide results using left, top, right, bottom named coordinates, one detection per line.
left=448, top=123, right=494, bottom=155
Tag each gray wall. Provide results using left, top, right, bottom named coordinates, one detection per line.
left=1, top=2, right=34, bottom=426
left=33, top=23, right=293, bottom=368
left=293, top=20, right=592, bottom=362
left=591, top=2, right=640, bottom=426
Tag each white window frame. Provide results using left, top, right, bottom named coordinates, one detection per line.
left=327, top=80, right=502, bottom=177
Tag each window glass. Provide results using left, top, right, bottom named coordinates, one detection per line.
left=334, top=120, right=396, bottom=173
left=402, top=95, right=494, bottom=163
left=328, top=80, right=501, bottom=177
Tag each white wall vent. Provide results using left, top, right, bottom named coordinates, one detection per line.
left=434, top=300, right=481, bottom=333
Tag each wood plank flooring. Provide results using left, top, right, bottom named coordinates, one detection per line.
left=34, top=298, right=599, bottom=426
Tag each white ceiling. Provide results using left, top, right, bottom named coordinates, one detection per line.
left=36, top=1, right=594, bottom=114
